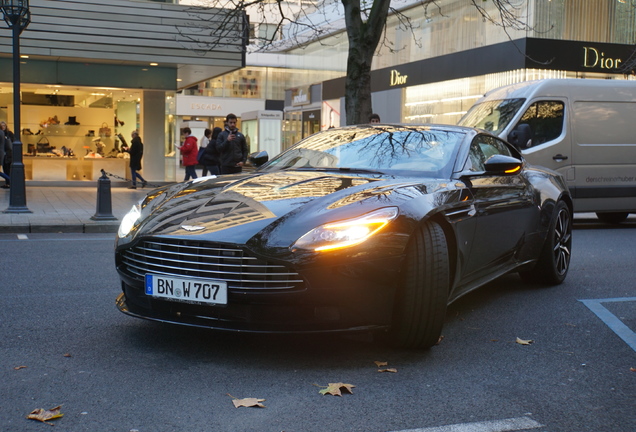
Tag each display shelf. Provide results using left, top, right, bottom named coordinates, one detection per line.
left=23, top=157, right=129, bottom=181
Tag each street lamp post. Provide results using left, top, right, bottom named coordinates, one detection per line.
left=1, top=0, right=31, bottom=213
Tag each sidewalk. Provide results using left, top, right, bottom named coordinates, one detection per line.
left=0, top=182, right=628, bottom=234
left=0, top=182, right=152, bottom=233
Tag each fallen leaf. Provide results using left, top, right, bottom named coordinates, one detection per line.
left=516, top=337, right=534, bottom=345
left=436, top=335, right=445, bottom=345
left=14, top=366, right=27, bottom=370
left=227, top=394, right=265, bottom=408
left=378, top=368, right=398, bottom=373
left=63, top=353, right=72, bottom=358
left=630, top=367, right=636, bottom=372
left=27, top=406, right=63, bottom=425
left=232, top=398, right=266, bottom=408
left=374, top=361, right=388, bottom=367
left=319, top=382, right=355, bottom=396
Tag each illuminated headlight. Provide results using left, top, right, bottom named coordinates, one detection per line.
left=293, top=207, right=399, bottom=252
left=118, top=204, right=141, bottom=238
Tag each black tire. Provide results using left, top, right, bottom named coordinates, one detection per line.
left=596, top=212, right=629, bottom=224
left=520, top=200, right=572, bottom=285
left=389, top=221, right=450, bottom=349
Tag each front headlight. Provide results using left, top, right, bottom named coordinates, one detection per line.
left=293, top=207, right=399, bottom=252
left=118, top=204, right=141, bottom=238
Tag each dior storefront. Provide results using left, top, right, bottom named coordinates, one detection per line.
left=322, top=39, right=636, bottom=127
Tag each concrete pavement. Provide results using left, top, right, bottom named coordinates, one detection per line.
left=0, top=182, right=152, bottom=233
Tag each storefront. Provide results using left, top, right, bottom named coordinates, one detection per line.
left=0, top=0, right=247, bottom=184
left=322, top=39, right=636, bottom=127
left=283, top=84, right=323, bottom=150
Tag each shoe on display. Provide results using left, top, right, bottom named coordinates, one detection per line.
left=128, top=186, right=137, bottom=189
left=1, top=184, right=10, bottom=189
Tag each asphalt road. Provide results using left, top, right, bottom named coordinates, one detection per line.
left=1, top=222, right=635, bottom=432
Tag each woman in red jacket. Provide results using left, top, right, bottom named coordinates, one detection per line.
left=179, top=127, right=198, bottom=181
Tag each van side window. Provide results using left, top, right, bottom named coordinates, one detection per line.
left=516, top=101, right=564, bottom=148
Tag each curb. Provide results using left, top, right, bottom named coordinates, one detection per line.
left=0, top=222, right=119, bottom=234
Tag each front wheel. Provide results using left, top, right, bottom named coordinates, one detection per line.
left=389, top=221, right=450, bottom=349
left=520, top=200, right=572, bottom=285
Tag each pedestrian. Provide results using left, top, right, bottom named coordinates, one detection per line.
left=216, top=113, right=247, bottom=174
left=198, top=128, right=212, bottom=176
left=0, top=127, right=10, bottom=189
left=121, top=130, right=147, bottom=189
left=369, top=113, right=381, bottom=124
left=0, top=121, right=14, bottom=179
left=200, top=127, right=223, bottom=176
left=179, top=127, right=198, bottom=181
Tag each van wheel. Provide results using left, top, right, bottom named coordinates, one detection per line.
left=389, top=221, right=450, bottom=349
left=596, top=212, right=629, bottom=224
left=520, top=200, right=572, bottom=285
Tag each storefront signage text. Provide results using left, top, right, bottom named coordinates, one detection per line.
left=390, top=70, right=408, bottom=86
left=190, top=103, right=223, bottom=111
left=583, top=47, right=623, bottom=70
left=292, top=87, right=310, bottom=106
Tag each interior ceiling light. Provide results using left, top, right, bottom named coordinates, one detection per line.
left=20, top=55, right=28, bottom=58
left=150, top=62, right=158, bottom=66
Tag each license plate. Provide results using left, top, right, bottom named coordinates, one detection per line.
left=145, top=274, right=227, bottom=305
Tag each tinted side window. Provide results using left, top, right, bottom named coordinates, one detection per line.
left=516, top=101, right=564, bottom=148
left=467, top=135, right=514, bottom=171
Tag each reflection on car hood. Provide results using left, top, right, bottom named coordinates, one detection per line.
left=137, top=171, right=430, bottom=244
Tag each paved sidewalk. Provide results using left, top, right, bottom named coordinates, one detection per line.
left=0, top=183, right=151, bottom=233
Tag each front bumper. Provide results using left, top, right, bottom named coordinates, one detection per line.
left=116, top=255, right=403, bottom=334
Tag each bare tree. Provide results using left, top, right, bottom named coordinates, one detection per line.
left=180, top=0, right=537, bottom=125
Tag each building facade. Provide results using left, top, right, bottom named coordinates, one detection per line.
left=315, top=0, right=636, bottom=129
left=0, top=0, right=246, bottom=183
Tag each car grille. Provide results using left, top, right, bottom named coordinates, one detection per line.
left=120, top=238, right=304, bottom=291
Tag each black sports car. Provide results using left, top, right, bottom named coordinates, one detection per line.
left=115, top=124, right=572, bottom=349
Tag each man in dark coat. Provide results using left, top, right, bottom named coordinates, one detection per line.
left=201, top=127, right=223, bottom=176
left=215, top=113, right=248, bottom=174
left=122, top=130, right=147, bottom=189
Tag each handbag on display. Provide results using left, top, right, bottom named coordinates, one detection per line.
left=37, top=136, right=52, bottom=153
left=99, top=122, right=112, bottom=137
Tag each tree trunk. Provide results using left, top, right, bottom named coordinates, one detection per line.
left=341, top=0, right=391, bottom=125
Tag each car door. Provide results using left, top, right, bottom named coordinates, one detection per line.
left=459, top=134, right=538, bottom=283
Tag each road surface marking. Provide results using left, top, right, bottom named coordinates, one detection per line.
left=389, top=416, right=543, bottom=432
left=580, top=297, right=636, bottom=352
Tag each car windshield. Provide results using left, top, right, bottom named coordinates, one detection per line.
left=261, top=126, right=465, bottom=176
left=458, top=98, right=525, bottom=134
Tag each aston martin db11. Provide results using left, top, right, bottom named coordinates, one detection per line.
left=115, top=124, right=572, bottom=349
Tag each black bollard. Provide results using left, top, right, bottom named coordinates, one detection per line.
left=91, top=169, right=117, bottom=221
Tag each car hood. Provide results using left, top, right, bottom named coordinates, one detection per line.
left=132, top=170, right=441, bottom=246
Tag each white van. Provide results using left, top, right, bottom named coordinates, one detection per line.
left=459, top=79, right=636, bottom=223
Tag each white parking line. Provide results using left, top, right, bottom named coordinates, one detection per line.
left=580, top=297, right=636, bottom=352
left=389, top=416, right=543, bottom=432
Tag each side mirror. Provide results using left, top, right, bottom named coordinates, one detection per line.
left=507, top=123, right=532, bottom=149
left=484, top=154, right=523, bottom=174
left=247, top=150, right=269, bottom=167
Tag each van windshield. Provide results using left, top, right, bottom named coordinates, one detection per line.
left=458, top=98, right=525, bottom=135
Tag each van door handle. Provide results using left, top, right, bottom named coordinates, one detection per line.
left=553, top=154, right=568, bottom=162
